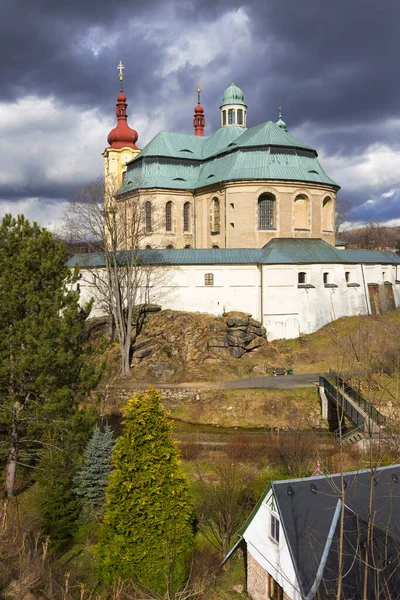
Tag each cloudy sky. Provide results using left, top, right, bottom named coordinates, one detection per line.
left=1, top=0, right=400, bottom=230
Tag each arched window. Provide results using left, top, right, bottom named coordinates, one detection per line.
left=145, top=245, right=152, bottom=249
left=166, top=244, right=174, bottom=249
left=322, top=197, right=333, bottom=231
left=228, top=109, right=235, bottom=124
left=212, top=244, right=219, bottom=249
left=298, top=272, right=307, bottom=284
left=165, top=201, right=173, bottom=232
left=184, top=244, right=192, bottom=249
left=258, top=193, right=276, bottom=230
left=323, top=272, right=329, bottom=285
left=222, top=110, right=227, bottom=126
left=183, top=202, right=191, bottom=232
left=204, top=273, right=214, bottom=286
left=237, top=109, right=243, bottom=125
left=294, top=195, right=309, bottom=230
left=145, top=201, right=152, bottom=233
left=345, top=271, right=350, bottom=283
left=211, top=198, right=220, bottom=234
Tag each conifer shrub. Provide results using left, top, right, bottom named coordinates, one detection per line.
left=96, top=388, right=195, bottom=594
left=74, top=425, right=115, bottom=515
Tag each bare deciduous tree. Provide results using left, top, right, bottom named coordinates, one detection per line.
left=64, top=177, right=157, bottom=377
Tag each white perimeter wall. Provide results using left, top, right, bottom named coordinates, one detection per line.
left=263, top=263, right=400, bottom=341
left=76, top=262, right=400, bottom=340
left=243, top=488, right=301, bottom=600
left=77, top=264, right=261, bottom=320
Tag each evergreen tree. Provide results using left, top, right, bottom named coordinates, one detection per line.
left=0, top=214, right=96, bottom=497
left=74, top=425, right=115, bottom=515
left=96, top=388, right=195, bottom=596
left=37, top=441, right=81, bottom=541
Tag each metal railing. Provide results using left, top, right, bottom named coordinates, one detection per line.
left=329, top=370, right=386, bottom=427
left=321, top=376, right=365, bottom=429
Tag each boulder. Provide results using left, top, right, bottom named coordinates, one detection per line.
left=229, top=346, right=246, bottom=358
left=133, top=347, right=153, bottom=360
left=245, top=337, right=264, bottom=351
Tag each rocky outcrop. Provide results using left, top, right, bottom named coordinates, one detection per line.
left=208, top=312, right=266, bottom=358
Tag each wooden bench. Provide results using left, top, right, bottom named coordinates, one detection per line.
left=273, top=367, right=287, bottom=376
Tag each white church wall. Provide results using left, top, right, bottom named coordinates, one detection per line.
left=76, top=261, right=400, bottom=340
left=76, top=264, right=261, bottom=321
left=262, top=263, right=370, bottom=341
left=243, top=488, right=302, bottom=600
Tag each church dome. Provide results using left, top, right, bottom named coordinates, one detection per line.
left=221, top=83, right=246, bottom=107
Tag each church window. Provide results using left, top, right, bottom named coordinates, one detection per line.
left=204, top=273, right=214, bottom=286
left=323, top=272, right=330, bottom=284
left=211, top=198, right=221, bottom=234
left=345, top=271, right=350, bottom=283
left=166, top=244, right=174, bottom=249
left=228, top=109, right=235, bottom=124
left=166, top=201, right=173, bottom=232
left=322, top=197, right=333, bottom=231
left=237, top=109, right=243, bottom=125
left=294, top=195, right=309, bottom=230
left=222, top=110, right=227, bottom=126
left=258, top=193, right=276, bottom=230
left=145, top=245, right=152, bottom=249
left=298, top=272, right=307, bottom=284
left=184, top=244, right=192, bottom=249
left=183, top=202, right=191, bottom=232
left=212, top=244, right=219, bottom=249
left=145, top=201, right=152, bottom=232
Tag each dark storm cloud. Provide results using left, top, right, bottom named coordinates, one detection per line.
left=1, top=0, right=400, bottom=224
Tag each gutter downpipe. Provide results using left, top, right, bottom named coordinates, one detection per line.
left=259, top=264, right=263, bottom=325
left=193, top=194, right=197, bottom=249
left=224, top=188, right=227, bottom=248
left=361, top=264, right=370, bottom=315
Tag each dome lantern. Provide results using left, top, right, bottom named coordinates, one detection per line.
left=220, top=83, right=247, bottom=128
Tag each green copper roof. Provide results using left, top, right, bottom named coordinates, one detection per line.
left=118, top=120, right=339, bottom=195
left=223, top=121, right=314, bottom=153
left=221, top=83, right=246, bottom=107
left=68, top=240, right=400, bottom=269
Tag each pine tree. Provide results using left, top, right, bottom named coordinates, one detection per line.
left=37, top=441, right=81, bottom=541
left=74, top=425, right=115, bottom=514
left=0, top=214, right=95, bottom=497
left=96, top=388, right=195, bottom=595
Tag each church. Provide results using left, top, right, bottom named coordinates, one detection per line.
left=72, top=65, right=400, bottom=341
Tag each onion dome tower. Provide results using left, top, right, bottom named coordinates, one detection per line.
left=220, top=83, right=247, bottom=128
left=193, top=78, right=205, bottom=136
left=276, top=102, right=287, bottom=131
left=102, top=61, right=141, bottom=194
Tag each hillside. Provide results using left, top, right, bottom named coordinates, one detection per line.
left=97, top=307, right=400, bottom=385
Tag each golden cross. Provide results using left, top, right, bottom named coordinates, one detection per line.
left=118, top=60, right=125, bottom=82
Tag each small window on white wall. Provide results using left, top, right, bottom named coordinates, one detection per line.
left=270, top=514, right=280, bottom=543
left=323, top=272, right=330, bottom=285
left=298, top=272, right=307, bottom=284
left=345, top=271, right=350, bottom=283
left=204, top=273, right=214, bottom=286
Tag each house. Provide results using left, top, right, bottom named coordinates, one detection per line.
left=234, top=465, right=400, bottom=599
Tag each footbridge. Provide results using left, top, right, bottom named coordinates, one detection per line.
left=319, top=373, right=386, bottom=443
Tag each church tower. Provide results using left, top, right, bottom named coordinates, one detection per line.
left=102, top=61, right=140, bottom=197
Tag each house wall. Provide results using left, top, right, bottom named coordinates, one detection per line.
left=243, top=489, right=301, bottom=600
